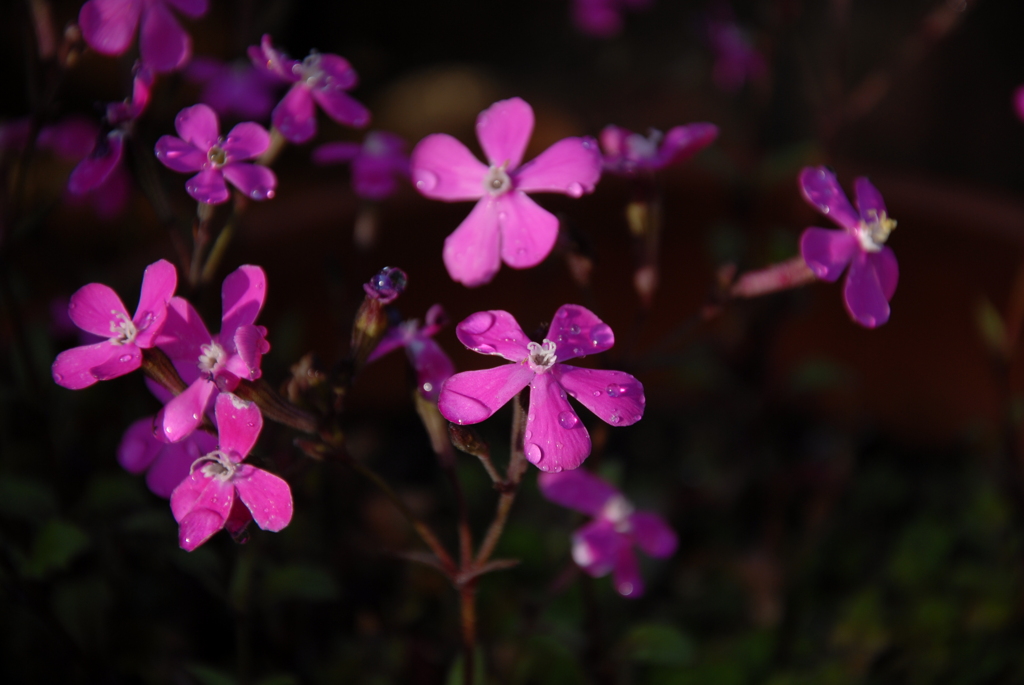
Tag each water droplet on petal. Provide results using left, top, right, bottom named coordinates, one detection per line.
left=567, top=182, right=584, bottom=198
left=632, top=414, right=642, bottom=421
left=461, top=310, right=496, bottom=335
left=609, top=414, right=621, bottom=424
left=606, top=384, right=628, bottom=397
left=53, top=373, right=63, bottom=382
left=497, top=211, right=508, bottom=221
left=192, top=413, right=200, bottom=421
left=589, top=323, right=614, bottom=348
left=524, top=430, right=532, bottom=440
left=569, top=325, right=581, bottom=335
left=413, top=169, right=438, bottom=192
left=558, top=411, right=578, bottom=429
left=593, top=390, right=601, bottom=397
left=572, top=347, right=581, bottom=356
left=618, top=581, right=634, bottom=596
left=475, top=343, right=496, bottom=354
left=119, top=354, right=133, bottom=363
left=525, top=443, right=543, bottom=463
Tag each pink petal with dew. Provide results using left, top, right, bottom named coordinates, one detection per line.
left=68, top=132, right=124, bottom=194
left=155, top=135, right=207, bottom=172
left=273, top=84, right=317, bottom=144
left=78, top=0, right=142, bottom=56
left=232, top=324, right=270, bottom=379
left=572, top=520, right=623, bottom=576
left=186, top=168, right=230, bottom=204
left=843, top=251, right=892, bottom=329
left=853, top=177, right=887, bottom=219
left=170, top=469, right=235, bottom=549
left=659, top=123, right=719, bottom=167
left=611, top=543, right=645, bottom=598
left=89, top=344, right=142, bottom=380
left=316, top=53, right=359, bottom=90
left=176, top=508, right=226, bottom=550
left=233, top=465, right=293, bottom=532
left=312, top=86, right=370, bottom=129
left=139, top=1, right=190, bottom=72
left=214, top=392, right=262, bottom=459
left=224, top=498, right=253, bottom=536
left=438, top=364, right=534, bottom=425
left=157, top=378, right=216, bottom=442
left=407, top=337, right=455, bottom=401
left=513, top=137, right=602, bottom=196
left=52, top=341, right=121, bottom=389
left=455, top=309, right=530, bottom=361
left=132, top=259, right=177, bottom=347
left=222, top=122, right=271, bottom=161
left=410, top=133, right=488, bottom=201
left=248, top=35, right=299, bottom=82
left=164, top=0, right=208, bottom=18
left=599, top=125, right=628, bottom=159
left=312, top=141, right=361, bottom=165
left=476, top=97, right=534, bottom=170
left=154, top=297, right=212, bottom=362
left=221, top=265, right=267, bottom=340
left=798, top=167, right=860, bottom=232
left=366, top=326, right=408, bottom=364
left=537, top=469, right=618, bottom=517
left=627, top=511, right=678, bottom=558
left=117, top=418, right=162, bottom=474
left=497, top=192, right=559, bottom=269
left=554, top=366, right=645, bottom=427
left=546, top=304, right=614, bottom=362
left=222, top=163, right=276, bottom=201
left=68, top=282, right=129, bottom=337
left=524, top=373, right=592, bottom=472
left=443, top=198, right=502, bottom=287
left=799, top=227, right=858, bottom=283
left=146, top=432, right=213, bottom=498
left=174, top=104, right=219, bottom=152
left=183, top=55, right=223, bottom=82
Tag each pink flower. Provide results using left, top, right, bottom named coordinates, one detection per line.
left=1014, top=85, right=1024, bottom=123
left=248, top=35, right=370, bottom=144
left=411, top=98, right=603, bottom=287
left=438, top=305, right=644, bottom=472
left=155, top=104, right=277, bottom=204
left=539, top=468, right=677, bottom=598
left=707, top=15, right=766, bottom=93
left=368, top=304, right=454, bottom=402
left=170, top=392, right=293, bottom=551
left=118, top=416, right=217, bottom=497
left=154, top=265, right=271, bottom=442
left=51, top=259, right=177, bottom=389
left=184, top=57, right=282, bottom=120
left=798, top=167, right=898, bottom=328
left=312, top=131, right=409, bottom=200
left=571, top=0, right=654, bottom=38
left=600, top=123, right=718, bottom=175
left=78, top=0, right=208, bottom=73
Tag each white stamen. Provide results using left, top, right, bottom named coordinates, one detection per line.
left=856, top=209, right=896, bottom=252
left=198, top=342, right=227, bottom=376
left=601, top=494, right=635, bottom=532
left=625, top=129, right=663, bottom=160
left=483, top=162, right=512, bottom=197
left=527, top=338, right=557, bottom=372
left=108, top=311, right=138, bottom=345
left=189, top=450, right=237, bottom=482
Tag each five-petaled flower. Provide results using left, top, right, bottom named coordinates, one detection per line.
left=52, top=259, right=177, bottom=389
left=118, top=416, right=217, bottom=497
left=79, top=0, right=208, bottom=73
left=411, top=98, right=603, bottom=287
left=248, top=35, right=370, bottom=144
left=155, top=104, right=277, bottom=204
left=170, top=392, right=293, bottom=551
left=313, top=131, right=409, bottom=200
left=539, top=468, right=677, bottom=598
left=367, top=304, right=454, bottom=402
left=154, top=265, right=271, bottom=442
left=798, top=166, right=899, bottom=328
left=600, top=123, right=718, bottom=175
left=438, top=304, right=644, bottom=472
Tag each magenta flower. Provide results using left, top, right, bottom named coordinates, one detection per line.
left=411, top=98, right=603, bottom=287
left=600, top=123, right=718, bottom=175
left=572, top=0, right=654, bottom=38
left=1014, top=85, right=1024, bottom=123
left=368, top=304, right=454, bottom=402
left=248, top=35, right=370, bottom=144
left=707, top=16, right=766, bottom=93
left=312, top=131, right=409, bottom=200
left=52, top=259, right=177, bottom=389
left=170, top=392, right=293, bottom=551
left=798, top=167, right=898, bottom=328
left=155, top=104, right=277, bottom=204
left=78, top=0, right=208, bottom=73
left=154, top=265, right=270, bottom=442
left=185, top=57, right=282, bottom=120
left=438, top=304, right=644, bottom=472
left=119, top=416, right=217, bottom=497
left=539, top=468, right=677, bottom=598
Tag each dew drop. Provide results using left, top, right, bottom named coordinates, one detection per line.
left=525, top=443, right=543, bottom=463
left=119, top=354, right=133, bottom=363
left=53, top=373, right=63, bottom=382
left=572, top=347, right=581, bottom=356
left=497, top=211, right=508, bottom=221
left=632, top=414, right=642, bottom=421
left=138, top=311, right=155, bottom=328
left=556, top=442, right=564, bottom=449
left=528, top=413, right=536, bottom=422
left=593, top=390, right=601, bottom=397
left=558, top=308, right=571, bottom=319
left=558, top=411, right=578, bottom=429
left=606, top=384, right=628, bottom=397
left=569, top=325, right=581, bottom=335
left=475, top=343, right=496, bottom=354
left=551, top=465, right=563, bottom=473
left=589, top=323, right=614, bottom=348
left=609, top=414, right=621, bottom=424
left=524, top=430, right=532, bottom=440
left=567, top=182, right=584, bottom=198
left=618, top=581, right=634, bottom=596
left=192, top=413, right=200, bottom=421
left=461, top=310, right=496, bottom=335
left=413, top=169, right=438, bottom=191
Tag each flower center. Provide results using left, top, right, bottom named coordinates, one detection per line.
left=601, top=494, right=636, bottom=533
left=625, top=129, right=663, bottom=160
left=198, top=342, right=227, bottom=377
left=208, top=144, right=227, bottom=167
left=527, top=339, right=557, bottom=373
left=108, top=311, right=138, bottom=345
left=483, top=163, right=512, bottom=197
left=856, top=209, right=896, bottom=252
left=191, top=450, right=238, bottom=482
left=295, top=52, right=325, bottom=87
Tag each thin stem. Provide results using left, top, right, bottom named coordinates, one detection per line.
left=474, top=393, right=528, bottom=567
left=459, top=581, right=478, bottom=685
left=188, top=203, right=215, bottom=289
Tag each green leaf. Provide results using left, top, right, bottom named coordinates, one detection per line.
left=0, top=475, right=57, bottom=522
left=446, top=646, right=485, bottom=685
left=22, top=519, right=90, bottom=578
left=619, top=623, right=694, bottom=665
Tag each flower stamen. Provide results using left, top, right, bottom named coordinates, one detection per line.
left=198, top=342, right=227, bottom=376
left=527, top=338, right=558, bottom=372
left=483, top=161, right=512, bottom=196
left=857, top=209, right=896, bottom=252
left=109, top=311, right=138, bottom=345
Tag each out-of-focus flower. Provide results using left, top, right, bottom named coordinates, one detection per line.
left=170, top=392, right=293, bottom=551
left=600, top=123, right=718, bottom=175
left=438, top=304, right=643, bottom=472
left=155, top=104, right=277, bottom=204
left=52, top=259, right=177, bottom=389
left=78, top=0, right=208, bottom=73
left=118, top=416, right=217, bottom=497
left=185, top=57, right=282, bottom=120
left=312, top=131, right=409, bottom=200
left=539, top=468, right=677, bottom=598
left=1014, top=85, right=1024, bottom=122
left=571, top=0, right=654, bottom=38
left=411, top=97, right=602, bottom=287
left=707, top=14, right=766, bottom=93
left=154, top=265, right=271, bottom=442
left=798, top=166, right=898, bottom=328
left=248, top=35, right=370, bottom=144
left=368, top=304, right=454, bottom=401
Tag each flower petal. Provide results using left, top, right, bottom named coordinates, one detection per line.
left=157, top=378, right=216, bottom=442
left=117, top=418, right=162, bottom=474
left=537, top=469, right=617, bottom=517
left=68, top=132, right=124, bottom=194
left=572, top=520, right=624, bottom=577
left=89, top=344, right=142, bottom=380
left=611, top=544, right=645, bottom=598
left=798, top=166, right=860, bottom=232
left=132, top=259, right=177, bottom=347
left=78, top=0, right=142, bottom=57
left=52, top=341, right=122, bottom=389
left=476, top=97, right=534, bottom=169
left=437, top=364, right=534, bottom=425
left=873, top=246, right=898, bottom=301
left=220, top=122, right=270, bottom=161
left=799, top=227, right=858, bottom=282
left=316, top=53, right=359, bottom=89
left=311, top=141, right=361, bottom=165
left=854, top=176, right=887, bottom=219
left=407, top=337, right=455, bottom=401
left=214, top=392, right=262, bottom=459
left=175, top=104, right=219, bottom=150
left=248, top=34, right=299, bottom=83
left=154, top=296, right=211, bottom=362
left=145, top=433, right=212, bottom=498
left=454, top=309, right=530, bottom=361
left=154, top=135, right=207, bottom=172
left=410, top=133, right=488, bottom=201
left=658, top=123, right=719, bottom=167
left=497, top=192, right=559, bottom=270
left=232, top=465, right=293, bottom=532
left=545, top=304, right=613, bottom=362
left=170, top=470, right=234, bottom=550
left=524, top=373, right=592, bottom=471
left=553, top=366, right=645, bottom=427
left=628, top=511, right=677, bottom=558
left=68, top=282, right=129, bottom=337
left=312, top=88, right=370, bottom=129
left=176, top=508, right=226, bottom=550
left=513, top=137, right=602, bottom=196
left=164, top=0, right=207, bottom=18
left=843, top=250, right=894, bottom=328
left=272, top=84, right=317, bottom=144
left=222, top=163, right=276, bottom=201
left=220, top=265, right=267, bottom=341
left=186, top=168, right=230, bottom=204
left=231, top=324, right=270, bottom=379
left=139, top=1, right=190, bottom=72
left=443, top=198, right=502, bottom=287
